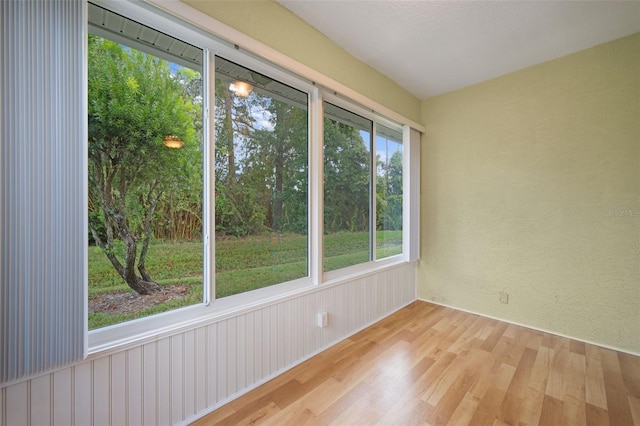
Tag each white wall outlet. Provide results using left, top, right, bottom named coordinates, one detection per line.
left=499, top=292, right=509, bottom=304
left=317, top=311, right=328, bottom=328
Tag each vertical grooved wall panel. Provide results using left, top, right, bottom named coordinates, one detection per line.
left=53, top=369, right=72, bottom=425
left=0, top=0, right=86, bottom=384
left=142, top=343, right=157, bottom=425
left=110, top=353, right=126, bottom=426
left=157, top=338, right=171, bottom=425
left=1, top=264, right=415, bottom=425
left=127, top=347, right=143, bottom=426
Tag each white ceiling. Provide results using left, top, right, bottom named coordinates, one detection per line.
left=278, top=0, right=640, bottom=99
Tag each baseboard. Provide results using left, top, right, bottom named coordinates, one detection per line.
left=417, top=297, right=640, bottom=357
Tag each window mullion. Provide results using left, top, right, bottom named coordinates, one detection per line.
left=204, top=49, right=215, bottom=305
left=371, top=124, right=377, bottom=261
left=309, top=89, right=324, bottom=285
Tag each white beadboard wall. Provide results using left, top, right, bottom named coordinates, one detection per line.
left=1, top=263, right=415, bottom=426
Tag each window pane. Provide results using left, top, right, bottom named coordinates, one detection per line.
left=87, top=24, right=204, bottom=329
left=214, top=56, right=309, bottom=298
left=323, top=102, right=372, bottom=272
left=376, top=125, right=403, bottom=259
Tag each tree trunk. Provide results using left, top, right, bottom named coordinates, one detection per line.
left=123, top=233, right=160, bottom=295
left=138, top=185, right=160, bottom=284
left=89, top=223, right=125, bottom=278
left=91, top=219, right=160, bottom=295
left=96, top=175, right=161, bottom=295
left=273, top=138, right=284, bottom=233
left=223, top=86, right=236, bottom=182
left=272, top=103, right=287, bottom=232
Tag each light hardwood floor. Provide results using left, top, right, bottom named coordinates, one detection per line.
left=192, top=301, right=640, bottom=425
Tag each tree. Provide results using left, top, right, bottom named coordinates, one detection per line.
left=377, top=149, right=403, bottom=230
left=213, top=76, right=309, bottom=237
left=213, top=79, right=267, bottom=236
left=88, top=35, right=201, bottom=294
left=323, top=119, right=371, bottom=233
left=248, top=100, right=308, bottom=235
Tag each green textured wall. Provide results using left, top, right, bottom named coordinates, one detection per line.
left=419, top=33, right=640, bottom=354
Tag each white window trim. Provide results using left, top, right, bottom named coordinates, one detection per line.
left=87, top=0, right=421, bottom=355
left=148, top=0, right=425, bottom=133
left=203, top=48, right=214, bottom=305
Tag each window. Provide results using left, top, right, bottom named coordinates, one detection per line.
left=87, top=4, right=205, bottom=329
left=214, top=57, right=309, bottom=298
left=323, top=102, right=373, bottom=272
left=376, top=125, right=403, bottom=259
left=85, top=1, right=414, bottom=345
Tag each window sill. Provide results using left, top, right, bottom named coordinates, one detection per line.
left=87, top=257, right=410, bottom=357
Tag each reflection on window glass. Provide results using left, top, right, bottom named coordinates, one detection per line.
left=87, top=22, right=204, bottom=329
left=376, top=125, right=403, bottom=259
left=214, top=56, right=309, bottom=298
left=323, top=102, right=372, bottom=272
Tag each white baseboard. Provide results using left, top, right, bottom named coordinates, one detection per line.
left=417, top=297, right=640, bottom=357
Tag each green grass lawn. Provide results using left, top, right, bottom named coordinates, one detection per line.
left=88, top=230, right=402, bottom=329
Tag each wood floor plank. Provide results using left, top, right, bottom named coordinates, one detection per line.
left=191, top=301, right=640, bottom=426
left=235, top=402, right=280, bottom=426
left=480, top=321, right=509, bottom=353
left=374, top=352, right=455, bottom=423
left=259, top=377, right=343, bottom=426
left=313, top=379, right=371, bottom=425
left=586, top=348, right=609, bottom=410
left=539, top=394, right=564, bottom=426
left=545, top=338, right=570, bottom=400
left=586, top=402, right=610, bottom=426
left=619, top=352, right=640, bottom=397
left=191, top=403, right=236, bottom=426
left=425, top=349, right=488, bottom=425
left=416, top=351, right=458, bottom=401
left=629, top=394, right=640, bottom=426
left=517, top=384, right=546, bottom=426
left=424, top=347, right=487, bottom=407
left=468, top=387, right=507, bottom=426
left=498, top=346, right=537, bottom=425
left=446, top=391, right=481, bottom=426
left=562, top=352, right=587, bottom=425
left=515, top=345, right=553, bottom=426
left=571, top=340, right=587, bottom=356
left=601, top=348, right=635, bottom=426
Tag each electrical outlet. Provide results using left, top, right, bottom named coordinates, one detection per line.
left=499, top=292, right=509, bottom=304
left=317, top=311, right=328, bottom=328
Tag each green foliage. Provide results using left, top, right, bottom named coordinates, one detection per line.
left=88, top=35, right=200, bottom=173
left=88, top=33, right=203, bottom=290
left=376, top=149, right=403, bottom=231
left=213, top=77, right=308, bottom=237
left=323, top=119, right=371, bottom=233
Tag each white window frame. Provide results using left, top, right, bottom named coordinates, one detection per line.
left=320, top=93, right=406, bottom=282
left=87, top=0, right=420, bottom=354
left=209, top=49, right=318, bottom=301
left=87, top=0, right=319, bottom=351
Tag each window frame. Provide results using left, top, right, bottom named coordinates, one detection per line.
left=374, top=122, right=405, bottom=261
left=210, top=51, right=316, bottom=301
left=320, top=93, right=405, bottom=282
left=322, top=98, right=374, bottom=273
left=87, top=0, right=216, bottom=349
left=87, top=0, right=418, bottom=354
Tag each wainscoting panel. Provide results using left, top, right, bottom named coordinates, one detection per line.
left=1, top=263, right=415, bottom=426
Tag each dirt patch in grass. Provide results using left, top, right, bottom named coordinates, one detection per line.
left=89, top=284, right=190, bottom=316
